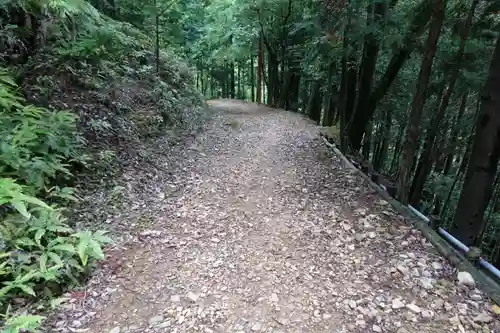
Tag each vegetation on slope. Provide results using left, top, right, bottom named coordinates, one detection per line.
left=0, top=0, right=205, bottom=330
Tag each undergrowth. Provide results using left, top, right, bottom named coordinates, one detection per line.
left=0, top=0, right=206, bottom=331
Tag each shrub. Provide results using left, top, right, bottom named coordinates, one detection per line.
left=0, top=68, right=111, bottom=332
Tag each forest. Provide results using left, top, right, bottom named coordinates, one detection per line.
left=0, top=0, right=499, bottom=330
left=193, top=0, right=500, bottom=269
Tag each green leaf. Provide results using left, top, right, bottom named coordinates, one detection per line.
left=89, top=239, right=104, bottom=260
left=40, top=253, right=48, bottom=272
left=35, top=228, right=46, bottom=245
left=17, top=284, right=36, bottom=297
left=20, top=194, right=52, bottom=209
left=11, top=200, right=30, bottom=218
left=47, top=251, right=63, bottom=265
left=52, top=243, right=75, bottom=253
left=77, top=238, right=89, bottom=266
left=5, top=314, right=45, bottom=332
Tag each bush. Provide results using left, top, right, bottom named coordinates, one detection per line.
left=0, top=68, right=87, bottom=195
left=0, top=69, right=111, bottom=332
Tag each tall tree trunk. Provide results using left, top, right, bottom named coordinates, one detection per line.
left=390, top=122, right=406, bottom=175
left=257, top=36, right=263, bottom=103
left=396, top=0, right=446, bottom=204
left=409, top=0, right=477, bottom=206
left=322, top=63, right=337, bottom=126
left=306, top=82, right=322, bottom=123
left=237, top=63, right=241, bottom=99
left=444, top=92, right=468, bottom=174
left=251, top=54, right=255, bottom=102
left=230, top=63, right=236, bottom=99
left=288, top=74, right=300, bottom=111
left=349, top=0, right=386, bottom=149
left=450, top=35, right=500, bottom=246
left=362, top=123, right=372, bottom=160
left=373, top=108, right=392, bottom=170
left=347, top=0, right=433, bottom=151
left=278, top=71, right=293, bottom=109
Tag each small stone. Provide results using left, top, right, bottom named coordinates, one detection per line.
left=373, top=324, right=382, bottom=332
left=178, top=315, right=185, bottom=324
left=457, top=271, right=475, bottom=288
left=349, top=300, right=357, bottom=309
left=158, top=322, right=171, bottom=328
left=431, top=262, right=443, bottom=270
left=421, top=310, right=434, bottom=319
left=392, top=298, right=405, bottom=309
left=406, top=304, right=421, bottom=313
left=187, top=291, right=199, bottom=302
left=355, top=234, right=366, bottom=242
left=397, top=265, right=410, bottom=276
left=270, top=293, right=279, bottom=302
left=149, top=315, right=164, bottom=325
left=473, top=313, right=493, bottom=323
left=109, top=327, right=120, bottom=333
left=368, top=232, right=376, bottom=239
left=276, top=317, right=289, bottom=325
left=419, top=277, right=434, bottom=290
left=171, top=295, right=181, bottom=302
left=251, top=322, right=262, bottom=331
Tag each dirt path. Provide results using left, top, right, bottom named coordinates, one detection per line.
left=51, top=100, right=499, bottom=333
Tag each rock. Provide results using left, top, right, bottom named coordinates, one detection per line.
left=368, top=232, right=376, bottom=239
left=397, top=265, right=410, bottom=276
left=406, top=304, right=421, bottom=313
left=109, top=327, right=120, bottom=333
left=349, top=300, right=357, bottom=309
left=157, top=322, right=171, bottom=328
left=472, top=313, right=493, bottom=323
left=251, top=322, right=262, bottom=331
left=421, top=310, right=434, bottom=319
left=270, top=293, right=279, bottom=302
left=419, top=277, right=434, bottom=290
left=139, top=230, right=162, bottom=237
left=187, top=291, right=199, bottom=302
left=373, top=324, right=382, bottom=332
left=355, top=234, right=366, bottom=242
left=171, top=294, right=181, bottom=302
left=149, top=315, right=164, bottom=325
left=470, top=294, right=482, bottom=301
left=457, top=271, right=475, bottom=288
left=431, top=262, right=443, bottom=270
left=392, top=298, right=405, bottom=309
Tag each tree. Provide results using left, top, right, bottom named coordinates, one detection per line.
left=396, top=0, right=446, bottom=204
left=451, top=34, right=500, bottom=246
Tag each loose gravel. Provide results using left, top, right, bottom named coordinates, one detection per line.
left=47, top=99, right=500, bottom=333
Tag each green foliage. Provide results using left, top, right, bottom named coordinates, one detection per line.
left=0, top=67, right=111, bottom=330
left=0, top=180, right=112, bottom=330
left=0, top=69, right=85, bottom=195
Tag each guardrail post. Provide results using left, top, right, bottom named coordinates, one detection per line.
left=429, top=215, right=441, bottom=231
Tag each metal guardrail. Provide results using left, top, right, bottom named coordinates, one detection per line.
left=321, top=135, right=500, bottom=282
left=407, top=205, right=500, bottom=280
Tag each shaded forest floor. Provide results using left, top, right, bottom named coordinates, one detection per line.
left=47, top=100, right=499, bottom=333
